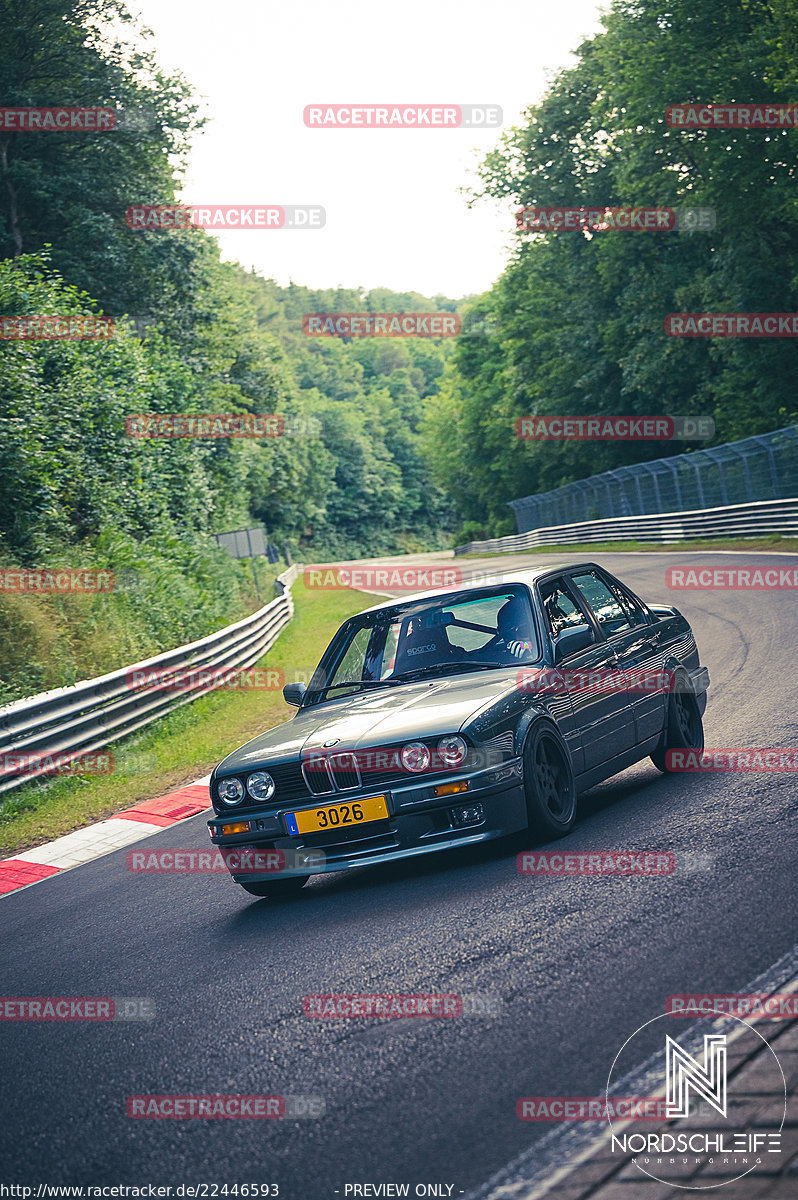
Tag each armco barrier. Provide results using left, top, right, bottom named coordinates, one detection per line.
left=454, top=498, right=798, bottom=554
left=0, top=565, right=302, bottom=796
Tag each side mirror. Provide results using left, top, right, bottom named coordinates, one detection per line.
left=553, top=625, right=594, bottom=663
left=282, top=681, right=307, bottom=707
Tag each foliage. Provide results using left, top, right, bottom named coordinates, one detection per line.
left=0, top=2, right=463, bottom=697
left=424, top=0, right=798, bottom=530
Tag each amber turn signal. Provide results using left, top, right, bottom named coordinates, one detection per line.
left=221, top=821, right=251, bottom=835
left=432, top=781, right=470, bottom=798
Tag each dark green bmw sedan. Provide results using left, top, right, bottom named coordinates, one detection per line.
left=208, top=563, right=709, bottom=899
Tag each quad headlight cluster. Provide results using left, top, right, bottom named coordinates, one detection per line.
left=216, top=737, right=467, bottom=804
left=400, top=735, right=467, bottom=773
left=216, top=771, right=276, bottom=807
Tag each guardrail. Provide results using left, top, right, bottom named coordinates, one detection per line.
left=0, top=565, right=302, bottom=797
left=455, top=498, right=798, bottom=555
left=274, top=562, right=299, bottom=592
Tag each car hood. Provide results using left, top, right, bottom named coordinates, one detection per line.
left=214, top=670, right=518, bottom=775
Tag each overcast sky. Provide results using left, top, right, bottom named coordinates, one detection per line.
left=130, top=0, right=609, bottom=299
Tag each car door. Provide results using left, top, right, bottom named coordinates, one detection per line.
left=537, top=574, right=636, bottom=773
left=593, top=570, right=668, bottom=744
left=566, top=570, right=647, bottom=757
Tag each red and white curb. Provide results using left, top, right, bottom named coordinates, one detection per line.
left=0, top=777, right=211, bottom=896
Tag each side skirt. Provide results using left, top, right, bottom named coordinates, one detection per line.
left=573, top=736, right=663, bottom=794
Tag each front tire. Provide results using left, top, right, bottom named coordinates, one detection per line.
left=238, top=875, right=310, bottom=899
left=651, top=684, right=704, bottom=773
left=523, top=722, right=577, bottom=840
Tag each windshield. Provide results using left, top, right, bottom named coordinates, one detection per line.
left=305, top=586, right=541, bottom=704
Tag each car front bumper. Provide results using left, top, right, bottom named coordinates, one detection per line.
left=208, top=758, right=528, bottom=882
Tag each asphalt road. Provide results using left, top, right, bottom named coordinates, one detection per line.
left=2, top=551, right=797, bottom=1198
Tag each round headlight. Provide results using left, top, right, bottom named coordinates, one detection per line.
left=438, top=735, right=467, bottom=767
left=246, top=771, right=275, bottom=802
left=217, top=777, right=245, bottom=806
left=401, top=741, right=431, bottom=773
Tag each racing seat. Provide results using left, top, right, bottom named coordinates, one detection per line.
left=481, top=596, right=536, bottom=662
left=392, top=616, right=456, bottom=675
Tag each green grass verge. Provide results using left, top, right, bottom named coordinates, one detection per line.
left=0, top=542, right=282, bottom=710
left=459, top=534, right=798, bottom=558
left=0, top=579, right=370, bottom=857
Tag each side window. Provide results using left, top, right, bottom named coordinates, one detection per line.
left=539, top=578, right=591, bottom=638
left=609, top=581, right=649, bottom=629
left=570, top=572, right=631, bottom=637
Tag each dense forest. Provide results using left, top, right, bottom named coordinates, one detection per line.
left=0, top=0, right=459, bottom=563
left=0, top=0, right=461, bottom=697
left=423, top=0, right=798, bottom=538
left=1, top=0, right=797, bottom=696
left=0, top=256, right=458, bottom=563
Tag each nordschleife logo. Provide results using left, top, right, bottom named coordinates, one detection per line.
left=605, top=1011, right=785, bottom=1189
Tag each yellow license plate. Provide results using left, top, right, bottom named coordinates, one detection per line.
left=285, top=795, right=388, bottom=836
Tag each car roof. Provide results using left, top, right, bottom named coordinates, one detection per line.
left=358, top=561, right=604, bottom=614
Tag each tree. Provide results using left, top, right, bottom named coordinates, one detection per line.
left=426, top=0, right=798, bottom=531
